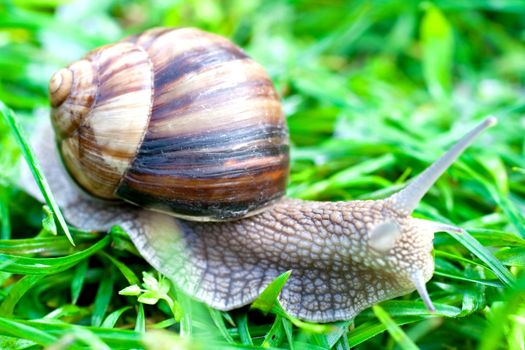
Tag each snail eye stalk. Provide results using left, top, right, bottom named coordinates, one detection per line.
left=390, top=116, right=497, bottom=214
left=411, top=270, right=436, bottom=312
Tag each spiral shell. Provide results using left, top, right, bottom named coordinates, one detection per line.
left=49, top=28, right=289, bottom=221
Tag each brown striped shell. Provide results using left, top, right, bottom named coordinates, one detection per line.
left=49, top=27, right=289, bottom=221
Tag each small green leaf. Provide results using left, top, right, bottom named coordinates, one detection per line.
left=159, top=278, right=171, bottom=295
left=142, top=271, right=159, bottom=290
left=138, top=291, right=160, bottom=305
left=251, top=270, right=291, bottom=314
left=119, top=284, right=142, bottom=296
left=378, top=300, right=461, bottom=318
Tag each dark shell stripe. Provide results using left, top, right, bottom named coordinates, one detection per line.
left=117, top=125, right=289, bottom=219
left=120, top=162, right=288, bottom=201
left=116, top=166, right=288, bottom=220
left=136, top=125, right=286, bottom=157
left=126, top=125, right=288, bottom=176
left=153, top=45, right=248, bottom=96
left=115, top=28, right=289, bottom=220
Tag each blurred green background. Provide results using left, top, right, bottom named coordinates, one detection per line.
left=0, top=0, right=524, bottom=349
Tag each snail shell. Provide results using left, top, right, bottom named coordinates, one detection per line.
left=49, top=28, right=289, bottom=221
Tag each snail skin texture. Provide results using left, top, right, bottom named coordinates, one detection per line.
left=19, top=27, right=497, bottom=323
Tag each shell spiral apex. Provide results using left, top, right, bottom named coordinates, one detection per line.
left=49, top=68, right=73, bottom=108
left=49, top=27, right=290, bottom=221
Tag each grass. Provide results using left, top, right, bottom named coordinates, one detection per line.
left=0, top=0, right=524, bottom=349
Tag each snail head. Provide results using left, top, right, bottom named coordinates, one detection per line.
left=373, top=116, right=498, bottom=311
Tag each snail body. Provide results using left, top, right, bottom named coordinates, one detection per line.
left=19, top=27, right=496, bottom=322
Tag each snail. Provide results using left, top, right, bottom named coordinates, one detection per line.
left=18, top=27, right=496, bottom=323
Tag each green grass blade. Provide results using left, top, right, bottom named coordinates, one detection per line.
left=281, top=317, right=294, bottom=350
left=377, top=300, right=461, bottom=318
left=454, top=229, right=525, bottom=247
left=135, top=303, right=145, bottom=334
left=347, top=316, right=421, bottom=347
left=176, top=290, right=193, bottom=337
left=433, top=271, right=503, bottom=287
left=434, top=250, right=488, bottom=268
left=297, top=154, right=395, bottom=199
left=447, top=229, right=515, bottom=286
left=261, top=315, right=285, bottom=348
left=68, top=326, right=111, bottom=350
left=0, top=233, right=98, bottom=255
left=251, top=270, right=291, bottom=314
left=13, top=318, right=143, bottom=348
left=0, top=236, right=110, bottom=274
left=0, top=101, right=74, bottom=246
left=373, top=306, right=419, bottom=350
left=334, top=333, right=350, bottom=350
left=271, top=302, right=334, bottom=334
left=99, top=251, right=140, bottom=285
left=101, top=306, right=132, bottom=329
left=151, top=318, right=177, bottom=329
left=0, top=317, right=58, bottom=346
left=71, top=257, right=89, bottom=304
left=0, top=274, right=45, bottom=316
left=494, top=247, right=525, bottom=267
left=235, top=312, right=253, bottom=346
left=208, top=308, right=235, bottom=344
left=91, top=267, right=115, bottom=327
left=0, top=194, right=10, bottom=240
left=326, top=320, right=353, bottom=348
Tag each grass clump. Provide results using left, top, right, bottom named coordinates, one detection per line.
left=0, top=0, right=524, bottom=349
